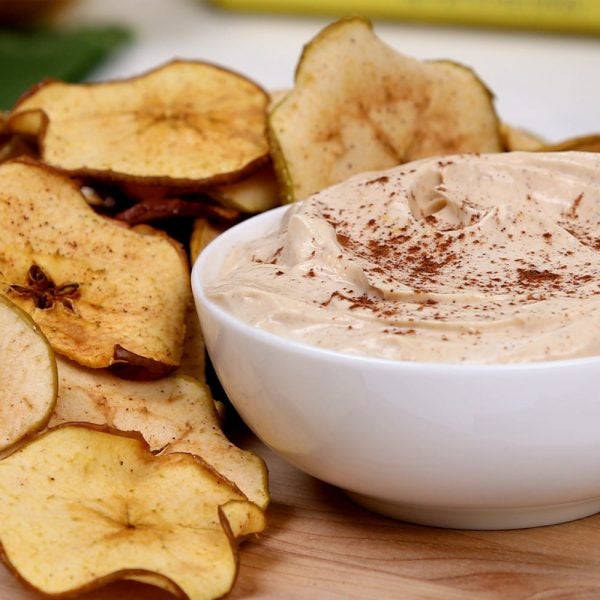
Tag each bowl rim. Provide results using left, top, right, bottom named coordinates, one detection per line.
left=191, top=205, right=600, bottom=373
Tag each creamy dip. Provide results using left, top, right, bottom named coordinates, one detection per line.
left=208, top=152, right=600, bottom=363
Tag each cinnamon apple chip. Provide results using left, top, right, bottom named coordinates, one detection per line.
left=0, top=425, right=265, bottom=599
left=50, top=357, right=270, bottom=509
left=0, top=159, right=190, bottom=377
left=269, top=17, right=503, bottom=202
left=8, top=60, right=270, bottom=187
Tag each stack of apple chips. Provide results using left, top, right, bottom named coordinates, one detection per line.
left=0, top=17, right=597, bottom=600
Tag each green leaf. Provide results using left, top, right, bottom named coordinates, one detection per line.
left=0, top=26, right=132, bottom=110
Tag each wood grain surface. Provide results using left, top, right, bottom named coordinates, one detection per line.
left=3, top=422, right=600, bottom=600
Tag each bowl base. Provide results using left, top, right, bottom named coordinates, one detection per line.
left=346, top=492, right=600, bottom=530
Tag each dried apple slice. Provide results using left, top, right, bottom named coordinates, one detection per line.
left=0, top=295, right=56, bottom=452
left=220, top=500, right=267, bottom=540
left=0, top=159, right=190, bottom=377
left=189, top=217, right=228, bottom=264
left=179, top=302, right=207, bottom=380
left=268, top=88, right=289, bottom=111
left=50, top=357, right=270, bottom=509
left=500, top=123, right=545, bottom=151
left=115, top=196, right=240, bottom=226
left=0, top=424, right=265, bottom=599
left=208, top=163, right=280, bottom=214
left=541, top=133, right=600, bottom=152
left=269, top=17, right=503, bottom=202
left=8, top=59, right=270, bottom=188
left=0, top=110, right=37, bottom=164
left=0, top=135, right=36, bottom=164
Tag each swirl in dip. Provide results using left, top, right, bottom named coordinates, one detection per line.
left=207, top=152, right=600, bottom=363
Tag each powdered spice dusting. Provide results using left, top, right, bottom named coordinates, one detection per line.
left=209, top=152, right=600, bottom=364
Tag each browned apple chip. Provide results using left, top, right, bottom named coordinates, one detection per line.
left=8, top=59, right=270, bottom=188
left=0, top=159, right=190, bottom=377
left=115, top=196, right=240, bottom=226
left=50, top=357, right=270, bottom=509
left=541, top=133, right=600, bottom=152
left=190, top=218, right=229, bottom=264
left=0, top=134, right=37, bottom=164
left=0, top=425, right=265, bottom=599
left=0, top=111, right=37, bottom=163
left=269, top=17, right=503, bottom=202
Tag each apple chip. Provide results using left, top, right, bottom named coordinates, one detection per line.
left=0, top=111, right=37, bottom=164
left=115, top=196, right=240, bottom=226
left=541, top=133, right=600, bottom=152
left=220, top=500, right=267, bottom=540
left=51, top=357, right=270, bottom=509
left=0, top=295, right=56, bottom=452
left=208, top=163, right=280, bottom=214
left=0, top=134, right=36, bottom=164
left=0, top=425, right=265, bottom=599
left=190, top=218, right=228, bottom=264
left=269, top=17, right=503, bottom=202
left=500, top=123, right=545, bottom=151
left=179, top=302, right=207, bottom=380
left=0, top=159, right=190, bottom=377
left=268, top=88, right=289, bottom=111
left=8, top=60, right=270, bottom=188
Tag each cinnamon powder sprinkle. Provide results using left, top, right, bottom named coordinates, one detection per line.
left=517, top=268, right=561, bottom=288
left=210, top=153, right=600, bottom=364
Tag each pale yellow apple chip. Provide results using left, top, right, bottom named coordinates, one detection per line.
left=0, top=425, right=265, bottom=599
left=190, top=218, right=228, bottom=264
left=0, top=159, right=190, bottom=377
left=125, top=505, right=264, bottom=593
left=179, top=302, right=207, bottom=380
left=208, top=163, right=280, bottom=214
left=8, top=60, right=270, bottom=188
left=125, top=497, right=266, bottom=595
left=269, top=17, right=503, bottom=202
left=50, top=357, right=270, bottom=509
left=0, top=295, right=56, bottom=452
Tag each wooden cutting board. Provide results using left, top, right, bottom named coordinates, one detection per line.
left=3, top=422, right=600, bottom=600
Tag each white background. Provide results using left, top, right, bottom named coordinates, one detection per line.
left=58, top=0, right=600, bottom=142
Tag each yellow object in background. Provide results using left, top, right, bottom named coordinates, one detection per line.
left=210, top=0, right=600, bottom=35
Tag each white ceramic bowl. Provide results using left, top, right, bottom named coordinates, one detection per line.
left=192, top=205, right=600, bottom=530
